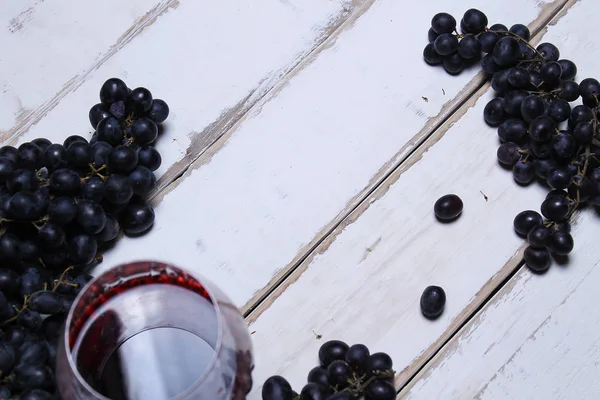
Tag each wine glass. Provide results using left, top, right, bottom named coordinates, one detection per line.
left=55, top=260, right=254, bottom=399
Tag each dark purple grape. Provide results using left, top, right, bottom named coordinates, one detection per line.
left=319, top=340, right=349, bottom=368
left=479, top=31, right=499, bottom=53
left=547, top=167, right=573, bottom=190
left=541, top=196, right=571, bottom=221
left=433, top=194, right=463, bottom=220
left=76, top=200, right=107, bottom=234
left=512, top=159, right=535, bottom=184
left=527, top=225, right=551, bottom=248
left=329, top=392, right=358, bottom=400
left=0, top=341, right=15, bottom=373
left=7, top=169, right=38, bottom=193
left=0, top=157, right=15, bottom=185
left=420, top=286, right=445, bottom=319
left=68, top=234, right=98, bottom=265
left=100, top=78, right=129, bottom=106
left=524, top=246, right=551, bottom=273
left=557, top=59, right=577, bottom=80
left=364, top=380, right=396, bottom=400
left=509, top=24, right=530, bottom=40
left=442, top=53, right=465, bottom=75
left=48, top=196, right=77, bottom=225
left=557, top=80, right=579, bottom=101
left=547, top=231, right=574, bottom=255
left=37, top=222, right=65, bottom=249
left=529, top=115, right=556, bottom=145
left=29, top=290, right=64, bottom=314
left=262, top=375, right=294, bottom=400
left=547, top=99, right=570, bottom=123
left=483, top=98, right=506, bottom=126
left=552, top=133, right=576, bottom=160
left=17, top=143, right=44, bottom=170
left=539, top=61, right=562, bottom=86
left=431, top=12, right=456, bottom=34
left=49, top=168, right=81, bottom=196
left=96, top=213, right=120, bottom=242
left=461, top=9, right=487, bottom=34
left=0, top=233, right=22, bottom=262
left=481, top=54, right=501, bottom=74
left=0, top=146, right=18, bottom=163
left=327, top=360, right=351, bottom=388
left=536, top=43, right=559, bottom=62
left=20, top=268, right=47, bottom=297
left=19, top=309, right=42, bottom=332
left=491, top=70, right=511, bottom=94
left=578, top=78, right=600, bottom=105
left=89, top=103, right=111, bottom=129
left=147, top=99, right=170, bottom=124
left=307, top=366, right=330, bottom=387
left=82, top=176, right=106, bottom=203
left=109, top=100, right=127, bottom=119
left=493, top=37, right=520, bottom=67
left=42, top=314, right=65, bottom=343
left=12, top=363, right=54, bottom=390
left=137, top=145, right=162, bottom=171
left=107, top=145, right=138, bottom=174
left=520, top=95, right=545, bottom=123
left=128, top=166, right=156, bottom=197
left=90, top=141, right=113, bottom=167
left=129, top=87, right=153, bottom=113
left=423, top=43, right=443, bottom=65
left=104, top=174, right=133, bottom=205
left=42, top=143, right=67, bottom=172
left=130, top=117, right=159, bottom=144
left=502, top=90, right=528, bottom=117
left=63, top=135, right=87, bottom=149
left=120, top=200, right=155, bottom=235
left=568, top=105, right=594, bottom=129
left=345, top=343, right=370, bottom=373
left=498, top=119, right=527, bottom=143
left=533, top=158, right=557, bottom=180
left=573, top=122, right=594, bottom=145
left=433, top=34, right=458, bottom=56
left=4, top=326, right=27, bottom=348
left=8, top=191, right=42, bottom=221
left=457, top=35, right=481, bottom=59
left=97, top=116, right=124, bottom=145
left=299, top=383, right=329, bottom=400
left=66, top=141, right=91, bottom=168
left=20, top=389, right=55, bottom=400
left=0, top=268, right=20, bottom=295
left=497, top=142, right=521, bottom=167
left=513, top=210, right=543, bottom=236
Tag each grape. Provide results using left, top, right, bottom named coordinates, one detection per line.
left=0, top=233, right=23, bottom=262
left=327, top=360, right=351, bottom=388
left=128, top=166, right=156, bottom=197
left=147, top=98, right=170, bottom=124
left=18, top=310, right=42, bottom=332
left=364, top=380, right=396, bottom=400
left=512, top=159, right=535, bottom=184
left=493, top=37, right=521, bottom=67
left=8, top=192, right=42, bottom=221
left=497, top=142, right=521, bottom=167
left=513, top=210, right=543, bottom=236
left=547, top=231, right=574, bottom=255
left=12, top=363, right=54, bottom=391
left=100, top=77, right=129, bottom=106
left=541, top=196, right=571, bottom=221
left=17, top=143, right=44, bottom=170
left=557, top=59, right=577, bottom=80
left=433, top=34, right=458, bottom=56
left=329, top=392, right=358, bottom=400
left=131, top=117, right=159, bottom=144
left=420, top=285, right=445, bottom=319
left=431, top=12, right=456, bottom=34
left=365, top=352, right=394, bottom=380
left=29, top=291, right=64, bottom=315
left=483, top=98, right=506, bottom=126
left=568, top=105, right=594, bottom=129
left=0, top=341, right=15, bottom=373
left=82, top=176, right=106, bottom=203
left=481, top=54, right=501, bottom=74
left=7, top=169, right=38, bottom=193
left=307, top=366, right=330, bottom=387
left=509, top=24, right=530, bottom=40
left=536, top=42, right=560, bottom=62
left=66, top=141, right=91, bottom=168
left=129, top=87, right=153, bottom=112
left=97, top=116, right=124, bottom=145
left=48, top=196, right=77, bottom=225
left=498, top=119, right=527, bottom=143
left=527, top=225, right=551, bottom=248
left=491, top=70, right=511, bottom=94
left=529, top=70, right=542, bottom=88
left=0, top=157, right=15, bottom=185
left=489, top=23, right=507, bottom=31
left=137, top=145, right=162, bottom=171
left=573, top=122, right=594, bottom=145
left=423, top=43, right=442, bottom=65
left=63, top=135, right=88, bottom=149
left=49, top=168, right=80, bottom=196
left=89, top=103, right=111, bottom=129
left=300, top=383, right=330, bottom=399
left=41, top=314, right=65, bottom=343
left=37, top=223, right=65, bottom=249
left=442, top=53, right=465, bottom=75
left=76, top=200, right=107, bottom=235
left=0, top=268, right=20, bottom=294
left=96, top=213, right=120, bottom=242
left=68, top=234, right=98, bottom=265
left=0, top=146, right=18, bottom=164
left=557, top=80, right=579, bottom=101
left=345, top=344, right=370, bottom=373
left=20, top=389, right=55, bottom=400
left=20, top=268, right=46, bottom=296
left=319, top=340, right=349, bottom=367
left=578, top=78, right=600, bottom=107
left=520, top=95, right=545, bottom=123
left=533, top=158, right=557, bottom=180
left=479, top=31, right=499, bottom=53
left=539, top=61, right=562, bottom=86
left=529, top=116, right=556, bottom=142
left=457, top=35, right=481, bottom=59
left=120, top=200, right=155, bottom=235
left=107, top=145, right=138, bottom=174
left=262, top=376, right=294, bottom=400
left=104, top=174, right=134, bottom=205
left=546, top=99, right=570, bottom=123
left=524, top=246, right=551, bottom=273
left=552, top=133, right=576, bottom=160
left=428, top=28, right=439, bottom=43
left=461, top=9, right=487, bottom=34
left=16, top=337, right=48, bottom=366
left=433, top=194, right=463, bottom=220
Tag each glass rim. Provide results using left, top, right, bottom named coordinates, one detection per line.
left=61, top=260, right=225, bottom=400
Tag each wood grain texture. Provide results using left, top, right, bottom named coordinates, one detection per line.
left=399, top=0, right=600, bottom=397
left=1, top=0, right=174, bottom=139
left=241, top=0, right=588, bottom=396
left=97, top=0, right=567, bottom=317
left=3, top=0, right=365, bottom=191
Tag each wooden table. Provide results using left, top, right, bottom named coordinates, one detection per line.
left=3, top=0, right=599, bottom=398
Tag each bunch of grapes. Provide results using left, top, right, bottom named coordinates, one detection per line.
left=423, top=9, right=600, bottom=273
left=0, top=77, right=169, bottom=398
left=262, top=340, right=395, bottom=400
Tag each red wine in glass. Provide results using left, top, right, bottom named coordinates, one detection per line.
left=56, top=261, right=254, bottom=399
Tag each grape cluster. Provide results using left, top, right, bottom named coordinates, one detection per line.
left=262, top=340, right=395, bottom=400
left=423, top=10, right=600, bottom=273
left=0, top=77, right=169, bottom=398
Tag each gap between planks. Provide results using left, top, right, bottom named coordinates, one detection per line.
left=242, top=0, right=572, bottom=322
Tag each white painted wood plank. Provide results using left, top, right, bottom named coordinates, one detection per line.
left=96, top=0, right=566, bottom=314
left=399, top=210, right=600, bottom=400
left=399, top=1, right=600, bottom=397
left=3, top=0, right=359, bottom=191
left=0, top=0, right=171, bottom=133
left=237, top=1, right=593, bottom=396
